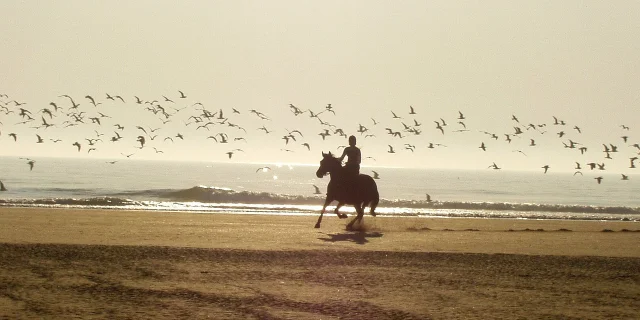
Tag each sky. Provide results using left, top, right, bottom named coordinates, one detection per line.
left=1, top=1, right=639, bottom=172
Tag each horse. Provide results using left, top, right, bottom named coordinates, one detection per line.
left=315, top=152, right=379, bottom=229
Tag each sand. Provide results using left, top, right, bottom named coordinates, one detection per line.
left=0, top=208, right=638, bottom=319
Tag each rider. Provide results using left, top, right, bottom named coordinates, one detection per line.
left=338, top=135, right=361, bottom=188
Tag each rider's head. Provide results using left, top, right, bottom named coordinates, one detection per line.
left=348, top=135, right=356, bottom=146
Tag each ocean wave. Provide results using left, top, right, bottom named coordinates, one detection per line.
left=156, top=185, right=325, bottom=204
left=149, top=185, right=640, bottom=215
left=1, top=185, right=639, bottom=218
left=0, top=197, right=141, bottom=207
left=380, top=199, right=640, bottom=215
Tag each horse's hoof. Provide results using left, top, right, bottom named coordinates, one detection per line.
left=314, top=224, right=321, bottom=228
left=339, top=214, right=348, bottom=219
left=370, top=212, right=377, bottom=217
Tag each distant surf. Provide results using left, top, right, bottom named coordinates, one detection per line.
left=1, top=185, right=638, bottom=221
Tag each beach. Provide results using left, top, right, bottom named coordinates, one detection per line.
left=0, top=208, right=639, bottom=319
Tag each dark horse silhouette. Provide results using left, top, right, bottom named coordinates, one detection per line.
left=315, top=152, right=379, bottom=229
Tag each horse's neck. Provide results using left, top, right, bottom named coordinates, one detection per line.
left=329, top=166, right=345, bottom=180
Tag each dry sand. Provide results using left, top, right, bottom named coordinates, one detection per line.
left=0, top=207, right=638, bottom=319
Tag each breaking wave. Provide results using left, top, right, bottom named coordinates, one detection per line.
left=1, top=185, right=638, bottom=221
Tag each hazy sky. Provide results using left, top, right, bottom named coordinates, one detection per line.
left=1, top=1, right=639, bottom=172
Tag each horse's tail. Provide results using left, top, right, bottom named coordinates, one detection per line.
left=369, top=190, right=379, bottom=215
left=367, top=178, right=379, bottom=215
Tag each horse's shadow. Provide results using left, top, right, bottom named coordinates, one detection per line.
left=317, top=232, right=383, bottom=245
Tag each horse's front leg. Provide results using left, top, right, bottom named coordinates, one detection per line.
left=315, top=197, right=333, bottom=228
left=334, top=202, right=348, bottom=219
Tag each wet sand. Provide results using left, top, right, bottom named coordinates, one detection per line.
left=0, top=207, right=639, bottom=319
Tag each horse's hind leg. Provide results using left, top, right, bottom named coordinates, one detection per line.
left=365, top=199, right=377, bottom=217
left=334, top=202, right=348, bottom=219
left=346, top=204, right=365, bottom=231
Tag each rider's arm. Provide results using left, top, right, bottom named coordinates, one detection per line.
left=339, top=148, right=348, bottom=162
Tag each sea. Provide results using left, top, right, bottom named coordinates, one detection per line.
left=1, top=156, right=639, bottom=222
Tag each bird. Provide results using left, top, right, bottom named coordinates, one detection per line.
left=312, top=185, right=322, bottom=195
left=178, top=90, right=187, bottom=98
left=136, top=136, right=146, bottom=148
left=0, top=180, right=6, bottom=191
left=85, top=95, right=101, bottom=107
left=479, top=142, right=486, bottom=151
left=594, top=176, right=603, bottom=184
left=434, top=121, right=444, bottom=135
left=541, top=165, right=550, bottom=174
left=621, top=174, right=629, bottom=180
left=256, top=166, right=272, bottom=173
left=387, top=145, right=395, bottom=153
left=488, top=162, right=501, bottom=170
left=36, top=134, right=44, bottom=143
left=72, top=142, right=81, bottom=152
left=27, top=160, right=35, bottom=171
left=426, top=193, right=432, bottom=202
left=372, top=171, right=380, bottom=179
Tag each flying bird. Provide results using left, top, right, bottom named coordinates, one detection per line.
left=27, top=160, right=36, bottom=171
left=136, top=136, right=146, bottom=148
left=371, top=171, right=380, bottom=179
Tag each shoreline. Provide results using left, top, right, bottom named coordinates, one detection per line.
left=1, top=207, right=638, bottom=257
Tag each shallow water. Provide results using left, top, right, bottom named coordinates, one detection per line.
left=1, top=157, right=638, bottom=221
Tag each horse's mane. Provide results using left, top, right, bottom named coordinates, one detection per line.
left=324, top=152, right=340, bottom=161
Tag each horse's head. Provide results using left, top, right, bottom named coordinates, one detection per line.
left=316, top=152, right=340, bottom=178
